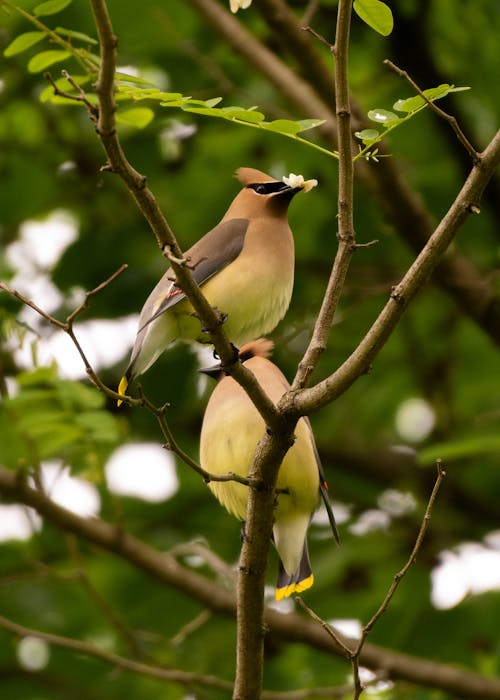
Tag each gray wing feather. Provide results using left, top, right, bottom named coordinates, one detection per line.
left=138, top=218, right=249, bottom=333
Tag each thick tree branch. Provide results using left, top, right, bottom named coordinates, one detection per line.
left=0, top=613, right=235, bottom=693
left=1, top=466, right=500, bottom=699
left=233, top=419, right=299, bottom=699
left=292, top=0, right=354, bottom=390
left=285, top=129, right=500, bottom=416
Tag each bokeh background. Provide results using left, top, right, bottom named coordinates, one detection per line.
left=1, top=1, right=499, bottom=698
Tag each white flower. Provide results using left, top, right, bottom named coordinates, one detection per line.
left=282, top=172, right=318, bottom=192
left=230, top=0, right=252, bottom=13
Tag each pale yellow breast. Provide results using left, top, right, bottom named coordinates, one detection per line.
left=200, top=361, right=319, bottom=524
left=175, top=218, right=294, bottom=346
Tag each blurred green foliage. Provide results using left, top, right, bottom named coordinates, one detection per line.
left=0, top=0, right=499, bottom=698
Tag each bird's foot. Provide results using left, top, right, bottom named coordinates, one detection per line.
left=212, top=343, right=240, bottom=366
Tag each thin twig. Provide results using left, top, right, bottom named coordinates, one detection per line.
left=295, top=598, right=354, bottom=657
left=0, top=279, right=257, bottom=489
left=147, top=397, right=256, bottom=486
left=298, top=461, right=446, bottom=699
left=361, top=461, right=446, bottom=639
left=44, top=70, right=98, bottom=120
left=302, top=25, right=333, bottom=51
left=0, top=613, right=235, bottom=692
left=66, top=263, right=128, bottom=323
left=87, top=0, right=283, bottom=433
left=384, top=59, right=480, bottom=163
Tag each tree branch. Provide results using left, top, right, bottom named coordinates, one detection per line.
left=286, top=128, right=500, bottom=416
left=384, top=59, right=479, bottom=162
left=1, top=466, right=500, bottom=699
left=0, top=612, right=235, bottom=693
left=292, top=0, right=354, bottom=390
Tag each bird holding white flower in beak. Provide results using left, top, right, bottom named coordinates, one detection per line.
left=118, top=167, right=318, bottom=404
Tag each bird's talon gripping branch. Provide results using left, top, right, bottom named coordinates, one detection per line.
left=163, top=245, right=189, bottom=266
left=223, top=342, right=240, bottom=366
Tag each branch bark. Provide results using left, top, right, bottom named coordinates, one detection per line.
left=1, top=466, right=500, bottom=699
left=285, top=128, right=500, bottom=416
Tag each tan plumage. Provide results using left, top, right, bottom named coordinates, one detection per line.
left=200, top=339, right=339, bottom=600
left=118, top=168, right=309, bottom=403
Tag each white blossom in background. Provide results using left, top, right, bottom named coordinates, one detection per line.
left=5, top=209, right=79, bottom=328
left=312, top=500, right=351, bottom=534
left=105, top=443, right=179, bottom=502
left=36, top=461, right=101, bottom=518
left=377, top=488, right=417, bottom=517
left=349, top=509, right=391, bottom=536
left=0, top=505, right=42, bottom=542
left=330, top=618, right=362, bottom=640
left=431, top=539, right=500, bottom=609
left=13, top=315, right=139, bottom=379
left=230, top=0, right=252, bottom=13
left=8, top=209, right=79, bottom=271
left=17, top=637, right=50, bottom=672
left=395, top=397, right=435, bottom=443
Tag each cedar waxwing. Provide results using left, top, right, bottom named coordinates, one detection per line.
left=117, top=168, right=317, bottom=404
left=199, top=339, right=339, bottom=600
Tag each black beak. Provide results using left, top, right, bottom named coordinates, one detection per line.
left=199, top=363, right=224, bottom=382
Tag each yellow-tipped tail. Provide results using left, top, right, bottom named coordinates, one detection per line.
left=275, top=573, right=314, bottom=601
left=117, top=375, right=128, bottom=407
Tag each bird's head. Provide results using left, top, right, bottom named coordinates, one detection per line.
left=223, top=168, right=317, bottom=219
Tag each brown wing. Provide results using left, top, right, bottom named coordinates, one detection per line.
left=138, top=217, right=249, bottom=333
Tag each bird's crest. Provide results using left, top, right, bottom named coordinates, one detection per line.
left=239, top=338, right=274, bottom=362
left=235, top=167, right=277, bottom=185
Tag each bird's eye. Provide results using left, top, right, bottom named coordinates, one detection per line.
left=254, top=184, right=268, bottom=195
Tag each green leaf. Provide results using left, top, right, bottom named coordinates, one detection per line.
left=17, top=409, right=72, bottom=435
left=116, top=107, right=155, bottom=128
left=54, top=27, right=98, bottom=45
left=295, top=119, right=325, bottom=132
left=115, top=72, right=156, bottom=86
left=222, top=107, right=265, bottom=124
left=4, top=31, right=45, bottom=58
left=367, top=109, right=400, bottom=125
left=75, top=411, right=120, bottom=443
left=261, top=119, right=303, bottom=135
left=55, top=380, right=104, bottom=411
left=16, top=366, right=58, bottom=387
left=37, top=424, right=85, bottom=458
left=355, top=128, right=380, bottom=142
left=34, top=0, right=72, bottom=17
left=418, top=435, right=500, bottom=466
left=28, top=49, right=71, bottom=73
left=353, top=0, right=394, bottom=36
left=204, top=97, right=223, bottom=108
left=393, top=84, right=470, bottom=113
